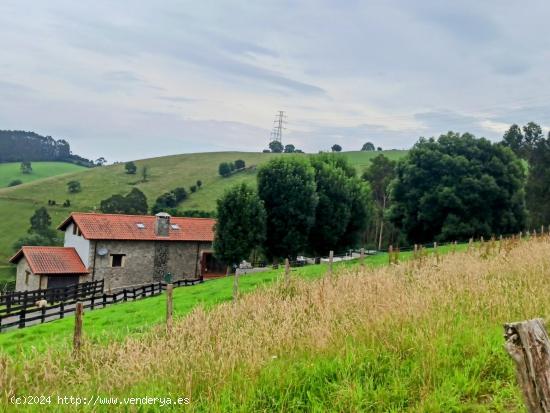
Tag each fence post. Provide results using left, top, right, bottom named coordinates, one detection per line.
left=360, top=248, right=365, bottom=269
left=73, top=302, right=84, bottom=355
left=504, top=318, right=550, bottom=412
left=18, top=308, right=26, bottom=329
left=413, top=244, right=418, bottom=260
left=328, top=250, right=334, bottom=276
left=434, top=242, right=439, bottom=263
left=388, top=245, right=393, bottom=265
left=233, top=270, right=239, bottom=303
left=284, top=258, right=290, bottom=287
left=60, top=301, right=65, bottom=319
left=166, top=283, right=173, bottom=332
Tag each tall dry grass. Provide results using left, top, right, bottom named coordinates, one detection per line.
left=2, top=236, right=550, bottom=411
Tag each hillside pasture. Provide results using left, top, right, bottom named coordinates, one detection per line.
left=0, top=161, right=85, bottom=188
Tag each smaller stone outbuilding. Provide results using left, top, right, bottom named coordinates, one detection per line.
left=10, top=246, right=89, bottom=291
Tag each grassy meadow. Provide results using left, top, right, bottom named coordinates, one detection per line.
left=1, top=236, right=541, bottom=411
left=0, top=150, right=407, bottom=282
left=0, top=162, right=85, bottom=188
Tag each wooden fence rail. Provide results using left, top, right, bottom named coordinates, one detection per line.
left=0, top=280, right=104, bottom=316
left=0, top=278, right=203, bottom=332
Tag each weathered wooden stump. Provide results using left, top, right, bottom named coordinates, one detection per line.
left=504, top=318, right=550, bottom=413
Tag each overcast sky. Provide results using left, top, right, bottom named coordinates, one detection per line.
left=1, top=1, right=550, bottom=161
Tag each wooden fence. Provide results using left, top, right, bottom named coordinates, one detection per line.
left=0, top=278, right=202, bottom=332
left=0, top=279, right=104, bottom=315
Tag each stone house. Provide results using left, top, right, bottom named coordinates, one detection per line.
left=10, top=212, right=224, bottom=292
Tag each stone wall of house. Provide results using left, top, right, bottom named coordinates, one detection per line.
left=89, top=240, right=213, bottom=291
left=15, top=257, right=41, bottom=291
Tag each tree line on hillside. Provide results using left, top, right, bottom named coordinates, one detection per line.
left=0, top=130, right=96, bottom=167
left=213, top=122, right=550, bottom=273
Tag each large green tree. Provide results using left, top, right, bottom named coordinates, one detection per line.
left=308, top=154, right=371, bottom=255
left=390, top=132, right=526, bottom=243
left=526, top=134, right=550, bottom=228
left=14, top=207, right=60, bottom=250
left=363, top=154, right=396, bottom=249
left=214, top=183, right=266, bottom=273
left=502, top=122, right=544, bottom=160
left=257, top=157, right=318, bottom=260
left=100, top=188, right=148, bottom=215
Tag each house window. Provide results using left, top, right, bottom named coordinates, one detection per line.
left=25, top=270, right=30, bottom=285
left=72, top=225, right=82, bottom=236
left=111, top=254, right=126, bottom=267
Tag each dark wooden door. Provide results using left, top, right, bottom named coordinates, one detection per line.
left=47, top=275, right=79, bottom=289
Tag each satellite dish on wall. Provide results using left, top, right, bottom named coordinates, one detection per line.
left=97, top=247, right=109, bottom=256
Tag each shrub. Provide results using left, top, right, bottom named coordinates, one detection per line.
left=219, top=162, right=232, bottom=177
left=234, top=159, right=246, bottom=169
left=190, top=185, right=197, bottom=193
left=67, top=180, right=81, bottom=193
left=125, top=161, right=137, bottom=174
left=7, top=179, right=22, bottom=187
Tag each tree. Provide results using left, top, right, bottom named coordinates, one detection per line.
left=214, top=183, right=266, bottom=273
left=526, top=134, right=550, bottom=227
left=14, top=207, right=61, bottom=250
left=172, top=187, right=187, bottom=202
left=141, top=166, right=149, bottom=182
left=151, top=188, right=187, bottom=214
left=284, top=144, right=295, bottom=153
left=234, top=159, right=246, bottom=169
left=361, top=142, right=375, bottom=151
left=502, top=122, right=544, bottom=160
left=29, top=207, right=52, bottom=235
left=190, top=185, right=197, bottom=193
left=390, top=132, right=527, bottom=243
left=20, top=161, right=32, bottom=174
left=67, top=180, right=81, bottom=193
left=331, top=144, right=342, bottom=152
left=257, top=157, right=318, bottom=260
left=100, top=188, right=148, bottom=215
left=268, top=140, right=284, bottom=153
left=363, top=154, right=397, bottom=249
left=218, top=162, right=232, bottom=177
left=125, top=161, right=137, bottom=174
left=124, top=188, right=149, bottom=214
left=196, top=180, right=202, bottom=189
left=377, top=147, right=382, bottom=151
left=95, top=157, right=107, bottom=166
left=308, top=154, right=372, bottom=255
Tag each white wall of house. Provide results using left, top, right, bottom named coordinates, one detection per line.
left=63, top=223, right=91, bottom=267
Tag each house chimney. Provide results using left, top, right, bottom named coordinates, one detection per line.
left=154, top=212, right=171, bottom=236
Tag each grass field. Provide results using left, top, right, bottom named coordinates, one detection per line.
left=0, top=237, right=538, bottom=411
left=0, top=161, right=86, bottom=188
left=0, top=150, right=407, bottom=282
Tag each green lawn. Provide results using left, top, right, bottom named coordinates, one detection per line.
left=0, top=243, right=459, bottom=357
left=0, top=151, right=408, bottom=282
left=0, top=161, right=85, bottom=188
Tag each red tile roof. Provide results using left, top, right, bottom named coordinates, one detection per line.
left=9, top=247, right=89, bottom=275
left=58, top=213, right=216, bottom=242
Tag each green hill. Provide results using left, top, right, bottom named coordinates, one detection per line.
left=0, top=161, right=86, bottom=188
left=0, top=150, right=407, bottom=283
